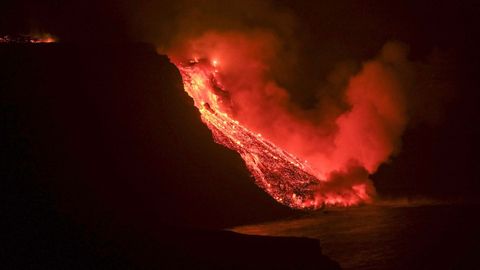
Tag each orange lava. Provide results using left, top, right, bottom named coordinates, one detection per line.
left=168, top=31, right=407, bottom=210
left=173, top=58, right=370, bottom=209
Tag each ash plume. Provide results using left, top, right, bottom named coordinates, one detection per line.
left=143, top=0, right=414, bottom=205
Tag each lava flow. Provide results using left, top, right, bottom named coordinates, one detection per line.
left=168, top=31, right=409, bottom=210
left=173, top=58, right=366, bottom=209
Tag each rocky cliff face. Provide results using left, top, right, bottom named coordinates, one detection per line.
left=1, top=43, right=339, bottom=269
left=1, top=43, right=293, bottom=229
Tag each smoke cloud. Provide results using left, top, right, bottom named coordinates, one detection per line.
left=131, top=0, right=418, bottom=204
left=121, top=0, right=456, bottom=205
left=168, top=28, right=412, bottom=203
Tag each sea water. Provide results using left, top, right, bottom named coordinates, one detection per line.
left=232, top=202, right=479, bottom=269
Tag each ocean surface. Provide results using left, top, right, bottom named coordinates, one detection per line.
left=231, top=201, right=480, bottom=269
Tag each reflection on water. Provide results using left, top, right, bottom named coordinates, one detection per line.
left=231, top=202, right=479, bottom=269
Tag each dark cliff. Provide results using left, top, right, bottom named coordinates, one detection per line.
left=1, top=43, right=339, bottom=269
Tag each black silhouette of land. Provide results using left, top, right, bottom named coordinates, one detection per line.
left=1, top=43, right=340, bottom=269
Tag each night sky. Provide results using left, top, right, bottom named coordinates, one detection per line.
left=1, top=0, right=479, bottom=268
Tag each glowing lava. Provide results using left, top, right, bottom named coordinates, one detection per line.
left=167, top=30, right=410, bottom=210
left=173, top=58, right=369, bottom=209
left=0, top=34, right=56, bottom=44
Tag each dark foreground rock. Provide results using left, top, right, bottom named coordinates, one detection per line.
left=1, top=43, right=339, bottom=269
left=125, top=227, right=340, bottom=269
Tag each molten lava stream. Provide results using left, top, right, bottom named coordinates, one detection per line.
left=172, top=58, right=363, bottom=210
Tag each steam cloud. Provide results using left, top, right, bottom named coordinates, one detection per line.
left=169, top=30, right=412, bottom=202
left=143, top=0, right=416, bottom=203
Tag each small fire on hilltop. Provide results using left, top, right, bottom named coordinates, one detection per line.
left=0, top=34, right=56, bottom=44
left=172, top=58, right=370, bottom=209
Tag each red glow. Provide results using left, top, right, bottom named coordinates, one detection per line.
left=0, top=33, right=57, bottom=43
left=168, top=31, right=407, bottom=209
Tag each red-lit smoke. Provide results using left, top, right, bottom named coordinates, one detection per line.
left=168, top=31, right=410, bottom=208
